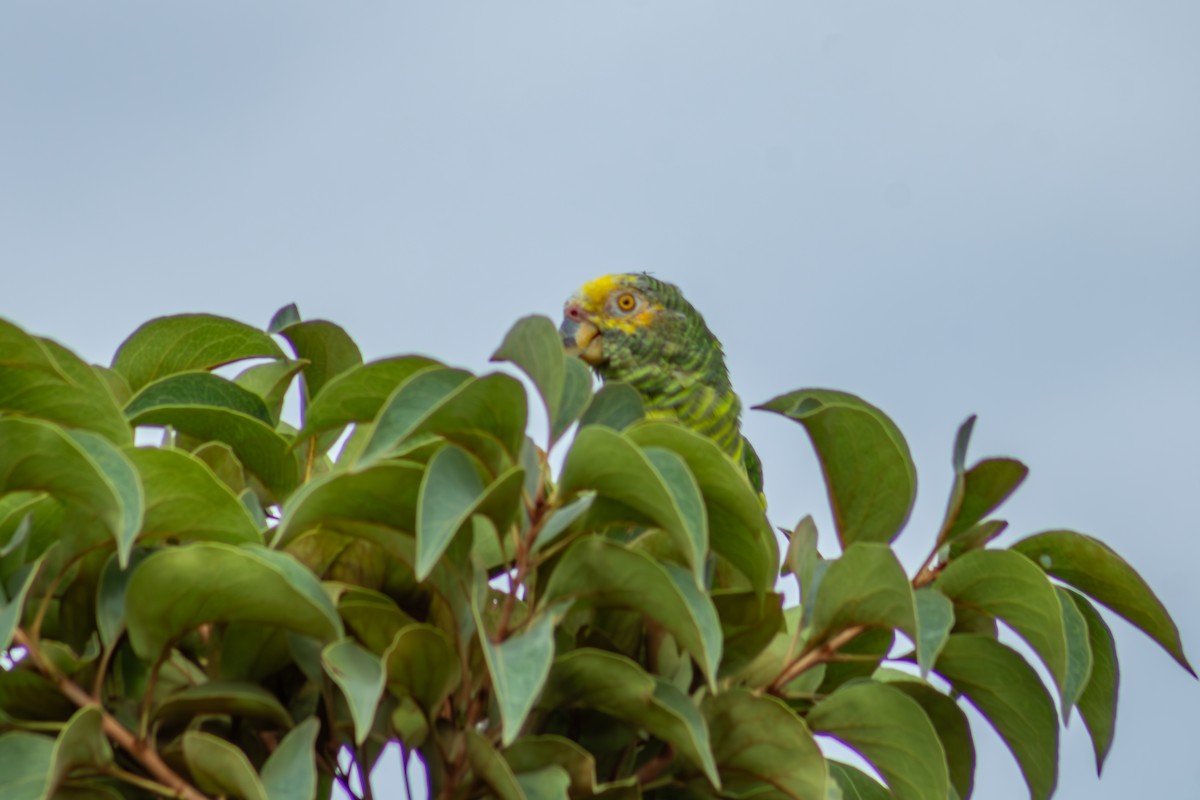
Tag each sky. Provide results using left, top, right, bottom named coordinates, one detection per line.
left=2, top=2, right=1198, bottom=798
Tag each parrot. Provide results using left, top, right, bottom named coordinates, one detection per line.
left=559, top=273, right=764, bottom=495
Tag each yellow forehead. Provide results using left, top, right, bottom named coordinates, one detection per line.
left=577, top=274, right=630, bottom=312
left=573, top=274, right=658, bottom=334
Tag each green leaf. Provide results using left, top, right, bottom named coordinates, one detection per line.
left=125, top=371, right=274, bottom=425
left=49, top=705, right=113, bottom=793
left=541, top=538, right=723, bottom=688
left=828, top=762, right=890, bottom=800
left=491, top=315, right=593, bottom=446
left=0, top=556, right=46, bottom=652
left=261, top=717, right=320, bottom=800
left=182, top=731, right=268, bottom=800
left=296, top=356, right=440, bottom=440
left=153, top=681, right=293, bottom=728
left=942, top=459, right=1028, bottom=544
left=627, top=422, right=778, bottom=595
left=416, top=447, right=523, bottom=580
left=383, top=623, right=461, bottom=715
left=322, top=639, right=385, bottom=745
left=950, top=415, right=976, bottom=473
left=1066, top=590, right=1119, bottom=773
left=643, top=447, right=707, bottom=559
left=360, top=368, right=472, bottom=456
left=277, top=319, right=364, bottom=402
left=390, top=696, right=430, bottom=748
left=0, top=418, right=136, bottom=563
left=315, top=526, right=476, bottom=648
left=702, top=688, right=827, bottom=799
left=502, top=736, right=605, bottom=797
left=938, top=416, right=1028, bottom=547
left=559, top=426, right=707, bottom=582
left=808, top=680, right=949, bottom=800
left=113, top=313, right=284, bottom=393
left=126, top=543, right=343, bottom=660
left=818, top=627, right=894, bottom=696
left=0, top=318, right=68, bottom=371
left=757, top=389, right=916, bottom=547
left=935, top=634, right=1058, bottom=800
left=0, top=732, right=53, bottom=800
left=713, top=590, right=784, bottom=678
left=336, top=584, right=416, bottom=655
left=1011, top=530, right=1194, bottom=676
left=268, top=304, right=301, bottom=333
left=935, top=549, right=1068, bottom=695
left=557, top=359, right=594, bottom=440
left=532, top=492, right=595, bottom=553
left=809, top=543, right=916, bottom=647
left=54, top=783, right=125, bottom=800
left=578, top=382, right=644, bottom=432
left=362, top=368, right=528, bottom=465
left=416, top=444, right=485, bottom=579
left=192, top=441, right=247, bottom=492
left=887, top=681, right=975, bottom=800
left=0, top=321, right=131, bottom=444
left=1056, top=586, right=1093, bottom=721
left=127, top=447, right=261, bottom=545
left=466, top=730, right=525, bottom=800
left=515, top=766, right=572, bottom=800
left=235, top=359, right=308, bottom=424
left=784, top=515, right=821, bottom=605
left=914, top=588, right=954, bottom=678
left=66, top=431, right=144, bottom=568
left=545, top=648, right=720, bottom=788
left=947, top=519, right=1008, bottom=560
left=274, top=462, right=424, bottom=548
left=0, top=669, right=76, bottom=722
left=476, top=602, right=562, bottom=746
left=0, top=494, right=46, bottom=563
left=126, top=400, right=300, bottom=499
left=96, top=550, right=152, bottom=648
left=91, top=364, right=132, bottom=406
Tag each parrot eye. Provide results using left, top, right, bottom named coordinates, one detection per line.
left=615, top=293, right=637, bottom=313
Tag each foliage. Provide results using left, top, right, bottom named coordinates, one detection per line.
left=0, top=309, right=1191, bottom=800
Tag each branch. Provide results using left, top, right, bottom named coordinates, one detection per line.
left=13, top=628, right=210, bottom=800
left=634, top=744, right=676, bottom=785
left=770, top=544, right=948, bottom=694
left=496, top=491, right=551, bottom=640
left=304, top=436, right=318, bottom=482
left=768, top=626, right=865, bottom=694
left=912, top=557, right=945, bottom=588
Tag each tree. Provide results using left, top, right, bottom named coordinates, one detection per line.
left=0, top=308, right=1190, bottom=800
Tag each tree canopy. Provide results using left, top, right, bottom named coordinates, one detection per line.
left=0, top=309, right=1190, bottom=800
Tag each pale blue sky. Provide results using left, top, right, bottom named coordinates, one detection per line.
left=3, top=2, right=1197, bottom=797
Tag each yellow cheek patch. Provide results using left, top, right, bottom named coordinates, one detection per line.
left=607, top=307, right=658, bottom=333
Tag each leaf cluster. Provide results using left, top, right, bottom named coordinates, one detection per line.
left=0, top=311, right=1190, bottom=800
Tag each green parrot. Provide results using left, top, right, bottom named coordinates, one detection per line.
left=559, top=273, right=764, bottom=495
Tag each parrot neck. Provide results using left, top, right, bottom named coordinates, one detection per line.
left=597, top=323, right=743, bottom=456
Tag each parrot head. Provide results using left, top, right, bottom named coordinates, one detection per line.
left=559, top=273, right=724, bottom=380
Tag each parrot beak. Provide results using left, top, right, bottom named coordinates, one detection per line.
left=560, top=315, right=605, bottom=365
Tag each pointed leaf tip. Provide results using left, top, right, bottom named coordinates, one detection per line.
left=491, top=315, right=591, bottom=446
left=1012, top=530, right=1194, bottom=677
left=268, top=303, right=301, bottom=333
